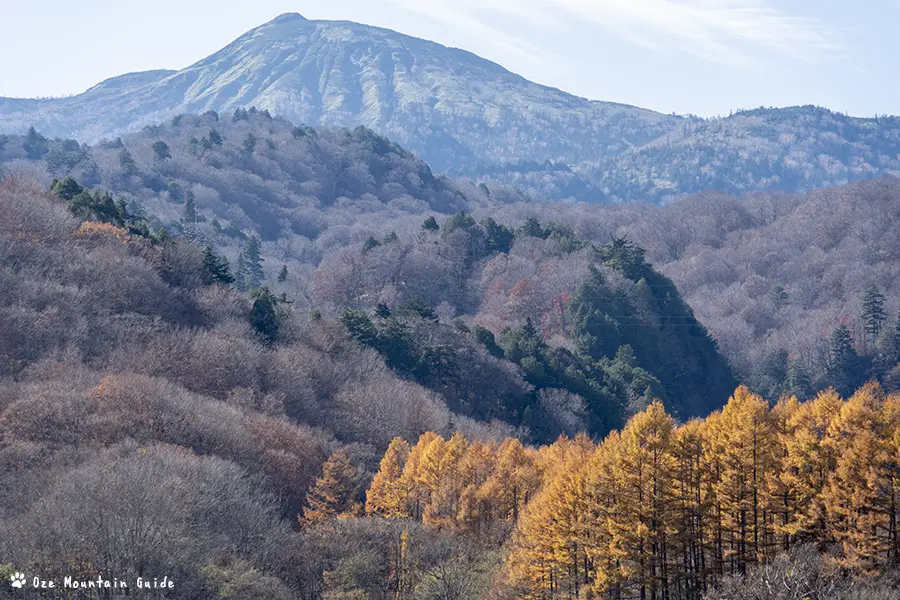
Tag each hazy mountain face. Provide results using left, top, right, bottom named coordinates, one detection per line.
left=0, top=14, right=673, bottom=173
left=2, top=13, right=900, bottom=203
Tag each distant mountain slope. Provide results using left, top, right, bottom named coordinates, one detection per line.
left=2, top=13, right=900, bottom=202
left=0, top=14, right=676, bottom=175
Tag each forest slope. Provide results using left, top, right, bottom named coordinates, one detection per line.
left=3, top=114, right=898, bottom=402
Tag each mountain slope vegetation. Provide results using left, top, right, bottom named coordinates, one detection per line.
left=3, top=113, right=898, bottom=404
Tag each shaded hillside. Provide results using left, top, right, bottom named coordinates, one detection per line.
left=0, top=152, right=736, bottom=439
left=480, top=177, right=900, bottom=398
left=318, top=223, right=736, bottom=434
left=3, top=15, right=899, bottom=202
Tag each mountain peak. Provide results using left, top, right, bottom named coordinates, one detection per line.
left=269, top=13, right=307, bottom=24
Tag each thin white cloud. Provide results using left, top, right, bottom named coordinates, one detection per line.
left=388, top=0, right=838, bottom=69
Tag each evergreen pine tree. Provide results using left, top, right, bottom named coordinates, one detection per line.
left=208, top=128, right=223, bottom=146
left=151, top=140, right=171, bottom=161
left=250, top=287, right=279, bottom=345
left=50, top=177, right=84, bottom=201
left=769, top=284, right=789, bottom=308
left=482, top=217, right=514, bottom=253
left=787, top=359, right=813, bottom=400
left=422, top=216, right=439, bottom=232
left=895, top=310, right=900, bottom=363
left=182, top=190, right=198, bottom=236
left=237, top=236, right=264, bottom=290
left=277, top=264, right=288, bottom=282
left=861, top=285, right=887, bottom=343
left=520, top=216, right=547, bottom=239
left=444, top=211, right=475, bottom=233
left=23, top=127, right=48, bottom=160
left=202, top=246, right=234, bottom=285
left=119, top=149, right=137, bottom=176
left=362, top=236, right=381, bottom=253
left=242, top=133, right=256, bottom=155
left=828, top=324, right=860, bottom=396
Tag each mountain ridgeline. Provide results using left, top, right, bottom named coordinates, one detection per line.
left=2, top=13, right=899, bottom=203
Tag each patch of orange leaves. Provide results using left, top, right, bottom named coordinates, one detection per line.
left=75, top=221, right=130, bottom=244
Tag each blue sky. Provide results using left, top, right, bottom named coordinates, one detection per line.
left=1, top=0, right=897, bottom=117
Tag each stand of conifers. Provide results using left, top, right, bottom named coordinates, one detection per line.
left=357, top=383, right=900, bottom=600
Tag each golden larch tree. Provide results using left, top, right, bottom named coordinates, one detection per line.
left=366, top=437, right=411, bottom=518
left=301, top=450, right=361, bottom=525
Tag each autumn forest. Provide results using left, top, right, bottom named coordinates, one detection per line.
left=342, top=382, right=900, bottom=599
left=1, top=105, right=900, bottom=598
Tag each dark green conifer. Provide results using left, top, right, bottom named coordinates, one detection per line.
left=23, top=127, right=48, bottom=160
left=250, top=287, right=279, bottom=345
left=422, top=216, right=439, bottom=232
left=362, top=236, right=381, bottom=253
left=202, top=246, right=235, bottom=285
left=50, top=177, right=84, bottom=201
left=151, top=140, right=171, bottom=161
left=828, top=324, right=860, bottom=396
left=861, top=285, right=887, bottom=340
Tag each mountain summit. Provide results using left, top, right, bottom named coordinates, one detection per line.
left=0, top=15, right=674, bottom=173
left=2, top=14, right=900, bottom=202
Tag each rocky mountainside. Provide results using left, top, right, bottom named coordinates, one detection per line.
left=0, top=14, right=674, bottom=173
left=2, top=13, right=900, bottom=202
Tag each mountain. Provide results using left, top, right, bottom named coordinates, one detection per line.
left=5, top=14, right=899, bottom=202
left=0, top=13, right=675, bottom=175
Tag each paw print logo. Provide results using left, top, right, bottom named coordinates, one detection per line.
left=10, top=572, right=26, bottom=588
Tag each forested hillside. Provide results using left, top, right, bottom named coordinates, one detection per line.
left=0, top=175, right=525, bottom=597
left=2, top=116, right=900, bottom=598
left=2, top=14, right=900, bottom=203
left=0, top=155, right=739, bottom=598
left=7, top=110, right=900, bottom=406
left=482, top=178, right=900, bottom=399
left=3, top=113, right=899, bottom=406
left=4, top=175, right=896, bottom=596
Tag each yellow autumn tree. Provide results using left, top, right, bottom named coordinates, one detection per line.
left=399, top=431, right=440, bottom=521
left=882, top=391, right=900, bottom=563
left=822, top=382, right=894, bottom=571
left=455, top=439, right=496, bottom=534
left=364, top=384, right=900, bottom=593
left=777, top=389, right=843, bottom=546
left=423, top=432, right=468, bottom=527
left=301, top=450, right=361, bottom=525
left=479, top=437, right=540, bottom=524
left=669, top=419, right=715, bottom=598
left=607, top=401, right=677, bottom=600
left=366, top=437, right=411, bottom=518
left=508, top=441, right=594, bottom=600
left=706, top=386, right=779, bottom=574
left=582, top=431, right=623, bottom=597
